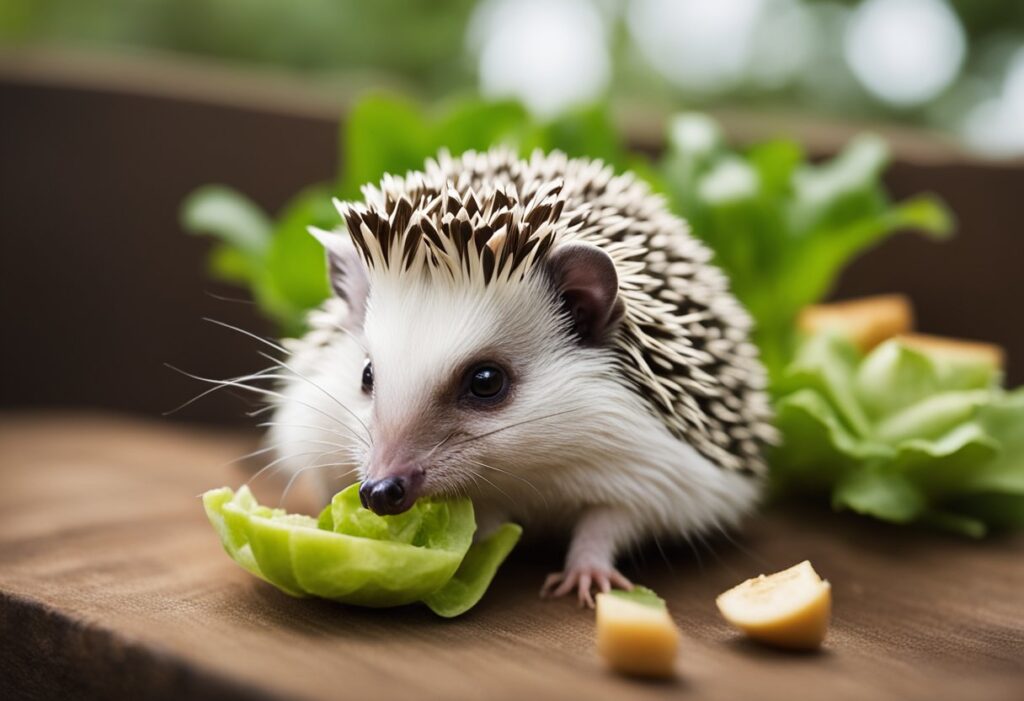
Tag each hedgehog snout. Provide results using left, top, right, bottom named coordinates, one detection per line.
left=359, top=466, right=425, bottom=515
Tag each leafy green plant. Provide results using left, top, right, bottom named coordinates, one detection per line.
left=653, top=114, right=952, bottom=378
left=183, top=95, right=950, bottom=379
left=772, top=333, right=1024, bottom=536
left=204, top=483, right=521, bottom=617
left=182, top=95, right=627, bottom=335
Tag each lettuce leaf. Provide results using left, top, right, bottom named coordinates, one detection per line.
left=773, top=334, right=1024, bottom=536
left=203, top=483, right=521, bottom=616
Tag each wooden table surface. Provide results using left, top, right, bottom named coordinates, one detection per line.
left=1, top=413, right=1021, bottom=701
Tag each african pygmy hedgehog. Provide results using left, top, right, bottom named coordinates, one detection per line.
left=269, top=148, right=775, bottom=606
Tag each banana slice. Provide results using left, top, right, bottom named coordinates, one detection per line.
left=596, top=587, right=680, bottom=678
left=715, top=561, right=831, bottom=650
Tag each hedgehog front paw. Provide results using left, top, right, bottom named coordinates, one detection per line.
left=540, top=566, right=633, bottom=608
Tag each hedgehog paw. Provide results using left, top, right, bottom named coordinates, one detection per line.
left=540, top=566, right=633, bottom=608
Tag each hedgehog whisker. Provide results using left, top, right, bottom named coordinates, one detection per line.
left=221, top=441, right=285, bottom=470
left=448, top=408, right=584, bottom=448
left=203, top=317, right=291, bottom=356
left=651, top=533, right=674, bottom=573
left=279, top=461, right=360, bottom=508
left=245, top=449, right=335, bottom=488
left=331, top=322, right=368, bottom=354
left=163, top=365, right=277, bottom=416
left=203, top=289, right=258, bottom=306
left=168, top=366, right=371, bottom=449
left=425, top=432, right=457, bottom=461
left=257, top=420, right=362, bottom=445
left=462, top=456, right=546, bottom=506
left=462, top=463, right=513, bottom=505
left=257, top=350, right=373, bottom=445
left=684, top=532, right=705, bottom=573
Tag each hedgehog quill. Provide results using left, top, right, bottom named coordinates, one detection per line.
left=269, top=148, right=775, bottom=607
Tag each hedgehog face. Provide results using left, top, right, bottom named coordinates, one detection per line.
left=311, top=216, right=627, bottom=515
left=349, top=242, right=623, bottom=514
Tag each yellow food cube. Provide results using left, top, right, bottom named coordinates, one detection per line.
left=715, top=561, right=831, bottom=650
left=596, top=587, right=680, bottom=678
left=798, top=294, right=913, bottom=352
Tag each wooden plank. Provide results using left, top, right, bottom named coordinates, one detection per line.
left=1, top=413, right=1022, bottom=700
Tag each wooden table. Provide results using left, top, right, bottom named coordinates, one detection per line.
left=2, top=413, right=1021, bottom=700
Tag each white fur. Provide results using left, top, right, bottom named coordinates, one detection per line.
left=269, top=264, right=762, bottom=571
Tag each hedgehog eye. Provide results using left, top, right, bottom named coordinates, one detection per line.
left=464, top=364, right=508, bottom=403
left=361, top=359, right=373, bottom=394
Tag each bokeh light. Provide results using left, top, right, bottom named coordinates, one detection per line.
left=468, top=0, right=610, bottom=117
left=844, top=0, right=966, bottom=107
left=961, top=46, right=1024, bottom=155
left=626, top=0, right=766, bottom=94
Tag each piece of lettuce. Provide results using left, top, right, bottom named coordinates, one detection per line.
left=772, top=333, right=1024, bottom=536
left=203, top=483, right=521, bottom=616
left=608, top=586, right=666, bottom=611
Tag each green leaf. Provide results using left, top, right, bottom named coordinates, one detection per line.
left=779, top=334, right=872, bottom=437
left=608, top=585, right=667, bottom=611
left=431, top=98, right=531, bottom=155
left=891, top=422, right=1001, bottom=496
left=833, top=468, right=926, bottom=523
left=203, top=484, right=520, bottom=616
left=789, top=134, right=890, bottom=236
left=536, top=103, right=626, bottom=168
left=423, top=523, right=523, bottom=618
left=181, top=185, right=273, bottom=259
left=874, top=390, right=994, bottom=444
left=963, top=389, right=1024, bottom=495
left=747, top=139, right=802, bottom=198
left=773, top=196, right=952, bottom=330
left=207, top=245, right=254, bottom=285
left=856, top=339, right=998, bottom=422
left=919, top=509, right=988, bottom=538
left=258, top=186, right=335, bottom=333
left=771, top=388, right=885, bottom=494
left=774, top=334, right=1024, bottom=536
left=339, top=94, right=433, bottom=199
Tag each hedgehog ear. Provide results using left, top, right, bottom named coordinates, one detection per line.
left=309, top=227, right=369, bottom=329
left=546, top=241, right=624, bottom=345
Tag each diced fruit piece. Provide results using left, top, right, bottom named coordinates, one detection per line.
left=715, top=561, right=831, bottom=650
left=596, top=587, right=680, bottom=678
left=894, top=333, right=1004, bottom=370
left=798, top=294, right=913, bottom=352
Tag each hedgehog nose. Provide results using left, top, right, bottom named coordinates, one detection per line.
left=359, top=477, right=408, bottom=515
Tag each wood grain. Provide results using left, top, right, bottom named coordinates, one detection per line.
left=1, top=413, right=1022, bottom=700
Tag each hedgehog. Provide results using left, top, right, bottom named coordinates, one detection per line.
left=268, top=147, right=774, bottom=606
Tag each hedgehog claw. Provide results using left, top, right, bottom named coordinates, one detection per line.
left=540, top=567, right=633, bottom=608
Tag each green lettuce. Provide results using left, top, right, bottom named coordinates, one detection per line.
left=203, top=483, right=521, bottom=616
left=608, top=586, right=666, bottom=611
left=772, top=334, right=1024, bottom=536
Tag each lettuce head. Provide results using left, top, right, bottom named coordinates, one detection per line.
left=772, top=334, right=1024, bottom=536
left=203, top=483, right=521, bottom=616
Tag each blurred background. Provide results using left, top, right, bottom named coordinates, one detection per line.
left=4, top=0, right=1024, bottom=156
left=1, top=0, right=1023, bottom=426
